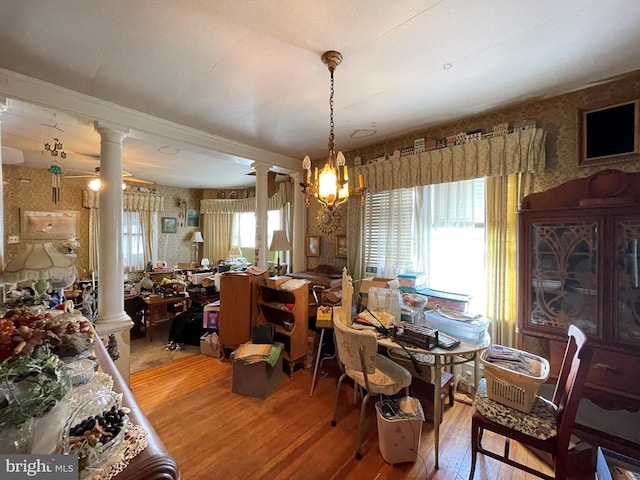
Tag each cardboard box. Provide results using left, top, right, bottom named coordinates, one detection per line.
left=360, top=277, right=397, bottom=295
left=203, top=301, right=220, bottom=329
left=200, top=332, right=221, bottom=358
left=266, top=275, right=291, bottom=289
left=597, top=447, right=640, bottom=480
left=316, top=306, right=333, bottom=329
left=231, top=342, right=284, bottom=399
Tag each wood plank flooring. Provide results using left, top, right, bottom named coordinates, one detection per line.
left=130, top=354, right=596, bottom=480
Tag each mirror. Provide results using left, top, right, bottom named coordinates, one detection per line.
left=316, top=205, right=342, bottom=234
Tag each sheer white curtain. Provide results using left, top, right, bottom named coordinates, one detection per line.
left=415, top=178, right=486, bottom=313
left=123, top=211, right=154, bottom=272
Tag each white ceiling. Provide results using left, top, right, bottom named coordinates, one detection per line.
left=0, top=0, right=639, bottom=189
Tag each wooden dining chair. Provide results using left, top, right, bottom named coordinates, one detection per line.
left=468, top=325, right=593, bottom=480
left=330, top=312, right=413, bottom=459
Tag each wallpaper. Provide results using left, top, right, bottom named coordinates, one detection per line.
left=2, top=164, right=203, bottom=279
left=305, top=70, right=640, bottom=270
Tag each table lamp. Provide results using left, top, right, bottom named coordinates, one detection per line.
left=4, top=242, right=77, bottom=302
left=269, top=230, right=292, bottom=275
left=190, top=231, right=204, bottom=263
left=228, top=245, right=242, bottom=264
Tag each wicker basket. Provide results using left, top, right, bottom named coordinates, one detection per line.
left=479, top=346, right=550, bottom=413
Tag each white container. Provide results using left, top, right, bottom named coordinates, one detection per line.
left=375, top=400, right=424, bottom=464
left=423, top=310, right=491, bottom=342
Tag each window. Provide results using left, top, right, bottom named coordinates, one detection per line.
left=363, top=188, right=415, bottom=276
left=232, top=210, right=283, bottom=259
left=363, top=178, right=486, bottom=313
left=123, top=211, right=146, bottom=272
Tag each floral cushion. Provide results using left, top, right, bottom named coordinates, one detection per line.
left=474, top=378, right=558, bottom=440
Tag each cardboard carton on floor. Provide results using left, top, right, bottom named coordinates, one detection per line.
left=231, top=342, right=283, bottom=399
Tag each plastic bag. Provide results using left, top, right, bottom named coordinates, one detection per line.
left=367, top=287, right=401, bottom=323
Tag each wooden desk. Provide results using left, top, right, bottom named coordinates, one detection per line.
left=145, top=271, right=174, bottom=283
left=187, top=289, right=219, bottom=308
left=143, top=294, right=190, bottom=341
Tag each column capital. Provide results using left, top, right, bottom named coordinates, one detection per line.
left=94, top=121, right=130, bottom=144
left=251, top=162, right=271, bottom=176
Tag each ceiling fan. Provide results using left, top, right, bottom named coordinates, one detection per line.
left=64, top=167, right=155, bottom=185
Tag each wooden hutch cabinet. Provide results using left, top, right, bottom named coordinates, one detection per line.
left=517, top=169, right=640, bottom=413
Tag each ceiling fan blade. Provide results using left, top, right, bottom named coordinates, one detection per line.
left=63, top=173, right=96, bottom=179
left=246, top=171, right=288, bottom=176
left=124, top=176, right=156, bottom=185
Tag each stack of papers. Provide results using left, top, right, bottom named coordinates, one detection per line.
left=234, top=343, right=281, bottom=366
left=486, top=345, right=537, bottom=375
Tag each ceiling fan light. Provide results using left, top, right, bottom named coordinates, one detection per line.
left=88, top=178, right=126, bottom=190
left=88, top=178, right=100, bottom=191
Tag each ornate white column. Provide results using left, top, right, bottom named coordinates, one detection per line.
left=252, top=162, right=270, bottom=269
left=0, top=98, right=7, bottom=298
left=93, top=121, right=133, bottom=383
left=290, top=172, right=306, bottom=273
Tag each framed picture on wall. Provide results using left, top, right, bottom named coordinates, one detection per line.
left=20, top=210, right=78, bottom=240
left=162, top=217, right=178, bottom=233
left=305, top=235, right=320, bottom=257
left=578, top=99, right=640, bottom=167
left=335, top=235, right=347, bottom=258
left=186, top=210, right=200, bottom=227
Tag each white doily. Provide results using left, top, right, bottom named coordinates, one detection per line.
left=83, top=424, right=148, bottom=480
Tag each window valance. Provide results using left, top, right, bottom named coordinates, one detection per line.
left=352, top=128, right=546, bottom=194
left=82, top=190, right=165, bottom=211
left=200, top=180, right=292, bottom=214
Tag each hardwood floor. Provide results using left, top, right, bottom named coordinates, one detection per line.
left=130, top=354, right=596, bottom=480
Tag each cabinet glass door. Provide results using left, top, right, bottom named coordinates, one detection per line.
left=529, top=221, right=599, bottom=334
left=613, top=219, right=640, bottom=346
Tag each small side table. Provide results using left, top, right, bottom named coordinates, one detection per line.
left=143, top=294, right=190, bottom=341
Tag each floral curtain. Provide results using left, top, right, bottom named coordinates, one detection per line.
left=200, top=181, right=293, bottom=264
left=351, top=128, right=546, bottom=194
left=82, top=190, right=164, bottom=271
left=485, top=173, right=532, bottom=347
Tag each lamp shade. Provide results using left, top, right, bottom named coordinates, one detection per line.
left=269, top=230, right=292, bottom=252
left=190, top=231, right=204, bottom=243
left=4, top=242, right=76, bottom=283
left=228, top=245, right=242, bottom=257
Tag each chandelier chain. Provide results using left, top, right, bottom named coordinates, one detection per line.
left=328, top=68, right=335, bottom=152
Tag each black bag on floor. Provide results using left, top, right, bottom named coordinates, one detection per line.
left=168, top=308, right=206, bottom=346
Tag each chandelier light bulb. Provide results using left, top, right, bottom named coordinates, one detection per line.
left=336, top=151, right=345, bottom=166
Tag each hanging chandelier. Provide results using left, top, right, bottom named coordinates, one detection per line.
left=300, top=51, right=366, bottom=216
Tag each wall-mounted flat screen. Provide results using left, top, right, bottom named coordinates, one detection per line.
left=579, top=100, right=639, bottom=167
